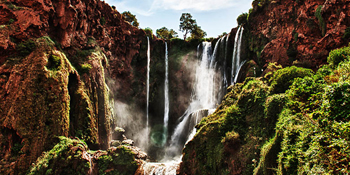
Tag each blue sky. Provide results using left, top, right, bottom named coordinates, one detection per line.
left=105, top=0, right=253, bottom=38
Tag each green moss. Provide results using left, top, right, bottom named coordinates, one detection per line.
left=315, top=5, right=326, bottom=36
left=100, top=17, right=106, bottom=25
left=269, top=66, right=314, bottom=94
left=97, top=146, right=138, bottom=175
left=28, top=136, right=90, bottom=175
left=80, top=63, right=92, bottom=74
left=327, top=44, right=350, bottom=68
left=47, top=55, right=61, bottom=70
left=17, top=39, right=37, bottom=57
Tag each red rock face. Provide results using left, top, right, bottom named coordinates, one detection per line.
left=247, top=0, right=350, bottom=71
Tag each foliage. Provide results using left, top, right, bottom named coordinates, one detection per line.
left=179, top=13, right=197, bottom=40
left=327, top=44, right=350, bottom=68
left=156, top=27, right=178, bottom=40
left=28, top=136, right=90, bottom=175
left=17, top=39, right=37, bottom=57
left=315, top=5, right=326, bottom=36
left=343, top=27, right=350, bottom=39
left=323, top=81, right=350, bottom=121
left=122, top=11, right=139, bottom=27
left=188, top=25, right=207, bottom=40
left=144, top=27, right=153, bottom=39
left=269, top=66, right=314, bottom=94
left=181, top=45, right=350, bottom=175
left=237, top=13, right=248, bottom=25
left=97, top=146, right=138, bottom=175
left=47, top=54, right=61, bottom=70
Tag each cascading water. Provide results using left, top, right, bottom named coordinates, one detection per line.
left=231, top=26, right=244, bottom=84
left=165, top=42, right=219, bottom=159
left=146, top=37, right=151, bottom=139
left=223, top=34, right=230, bottom=89
left=139, top=29, right=247, bottom=173
left=164, top=42, right=169, bottom=140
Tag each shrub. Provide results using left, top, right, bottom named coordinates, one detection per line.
left=144, top=27, right=153, bottom=39
left=315, top=5, right=326, bottom=36
left=17, top=39, right=36, bottom=57
left=237, top=13, right=248, bottom=25
left=323, top=81, right=350, bottom=121
left=327, top=44, right=350, bottom=68
left=269, top=66, right=314, bottom=94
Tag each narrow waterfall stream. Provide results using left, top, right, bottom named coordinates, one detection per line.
left=231, top=26, right=244, bottom=85
left=164, top=42, right=169, bottom=142
left=146, top=37, right=151, bottom=141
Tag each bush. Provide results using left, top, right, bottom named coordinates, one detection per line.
left=323, top=81, right=350, bottom=121
left=237, top=13, right=248, bottom=25
left=17, top=39, right=36, bottom=57
left=144, top=27, right=153, bottom=39
left=269, top=66, right=314, bottom=94
left=327, top=44, right=350, bottom=68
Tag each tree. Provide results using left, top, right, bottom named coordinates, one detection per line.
left=179, top=13, right=197, bottom=40
left=189, top=25, right=207, bottom=40
left=122, top=11, right=139, bottom=27
left=156, top=27, right=178, bottom=40
left=144, top=27, right=154, bottom=39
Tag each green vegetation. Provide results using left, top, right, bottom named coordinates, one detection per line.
left=97, top=146, right=138, bottom=175
left=156, top=27, right=178, bottom=40
left=47, top=54, right=61, bottom=70
left=179, top=13, right=206, bottom=40
left=144, top=27, right=154, bottom=39
left=8, top=18, right=15, bottom=24
left=80, top=63, right=92, bottom=74
left=181, top=44, right=350, bottom=174
left=28, top=136, right=90, bottom=175
left=100, top=17, right=106, bottom=25
left=17, top=39, right=37, bottom=57
left=122, top=11, right=139, bottom=27
left=343, top=27, right=350, bottom=39
left=315, top=5, right=326, bottom=36
left=237, top=13, right=248, bottom=25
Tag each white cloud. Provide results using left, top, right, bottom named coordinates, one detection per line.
left=105, top=0, right=155, bottom=16
left=150, top=0, right=239, bottom=11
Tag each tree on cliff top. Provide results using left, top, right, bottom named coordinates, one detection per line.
left=156, top=27, right=178, bottom=40
left=122, top=11, right=139, bottom=27
left=180, top=13, right=197, bottom=40
left=188, top=25, right=207, bottom=40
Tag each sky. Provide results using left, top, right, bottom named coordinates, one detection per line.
left=105, top=0, right=253, bottom=38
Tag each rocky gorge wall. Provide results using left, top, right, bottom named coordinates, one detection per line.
left=0, top=0, right=202, bottom=173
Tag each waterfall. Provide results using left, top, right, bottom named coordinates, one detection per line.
left=223, top=34, right=230, bottom=89
left=164, top=42, right=169, bottom=139
left=231, top=26, right=244, bottom=84
left=147, top=37, right=151, bottom=135
left=164, top=42, right=219, bottom=160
